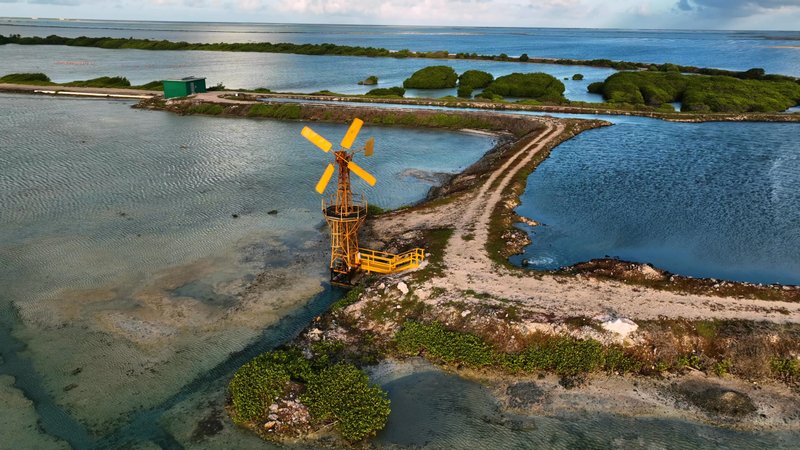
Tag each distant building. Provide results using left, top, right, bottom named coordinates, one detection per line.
left=162, top=77, right=207, bottom=99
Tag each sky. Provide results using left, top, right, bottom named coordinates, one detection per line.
left=1, top=0, right=799, bottom=30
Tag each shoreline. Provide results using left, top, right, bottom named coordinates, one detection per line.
left=2, top=84, right=800, bottom=123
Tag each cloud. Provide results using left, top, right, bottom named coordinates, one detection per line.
left=675, top=0, right=800, bottom=16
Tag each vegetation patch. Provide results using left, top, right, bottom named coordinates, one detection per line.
left=0, top=72, right=53, bottom=84
left=185, top=103, right=225, bottom=115
left=358, top=75, right=379, bottom=85
left=394, top=321, right=640, bottom=376
left=594, top=71, right=800, bottom=113
left=245, top=103, right=303, bottom=119
left=63, top=76, right=132, bottom=88
left=302, top=363, right=390, bottom=441
left=365, top=86, right=405, bottom=97
left=228, top=345, right=390, bottom=443
left=403, top=65, right=458, bottom=89
left=480, top=73, right=566, bottom=102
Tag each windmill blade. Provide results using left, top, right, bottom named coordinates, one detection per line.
left=364, top=137, right=374, bottom=157
left=340, top=118, right=364, bottom=149
left=347, top=160, right=376, bottom=186
left=301, top=126, right=332, bottom=153
left=315, top=163, right=335, bottom=194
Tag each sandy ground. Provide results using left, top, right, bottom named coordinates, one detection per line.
left=371, top=117, right=800, bottom=324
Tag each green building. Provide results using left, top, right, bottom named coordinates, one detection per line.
left=162, top=77, right=207, bottom=99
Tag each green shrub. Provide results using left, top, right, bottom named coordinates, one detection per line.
left=771, top=357, right=799, bottom=381
left=519, top=53, right=529, bottom=62
left=403, top=65, right=458, bottom=89
left=594, top=71, right=800, bottom=112
left=228, top=349, right=312, bottom=423
left=587, top=81, right=604, bottom=94
left=458, top=70, right=493, bottom=89
left=481, top=72, right=566, bottom=102
left=572, top=73, right=584, bottom=80
left=365, top=86, right=405, bottom=97
left=64, top=76, right=131, bottom=88
left=136, top=80, right=163, bottom=90
left=0, top=72, right=52, bottom=84
left=302, top=363, right=390, bottom=441
left=457, top=85, right=473, bottom=98
left=358, top=75, right=379, bottom=85
left=396, top=321, right=495, bottom=367
left=207, top=82, right=225, bottom=91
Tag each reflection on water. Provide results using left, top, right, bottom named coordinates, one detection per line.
left=513, top=120, right=800, bottom=285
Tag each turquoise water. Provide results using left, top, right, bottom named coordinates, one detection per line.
left=512, top=118, right=800, bottom=285
left=2, top=19, right=800, bottom=75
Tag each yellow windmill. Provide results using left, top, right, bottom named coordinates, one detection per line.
left=301, top=118, right=425, bottom=286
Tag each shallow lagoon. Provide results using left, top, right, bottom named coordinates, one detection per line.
left=0, top=93, right=495, bottom=447
left=512, top=117, right=800, bottom=285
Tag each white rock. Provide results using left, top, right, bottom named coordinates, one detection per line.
left=397, top=281, right=409, bottom=295
left=378, top=283, right=386, bottom=290
left=307, top=328, right=323, bottom=341
left=601, top=318, right=639, bottom=338
left=461, top=310, right=471, bottom=318
left=269, top=403, right=279, bottom=413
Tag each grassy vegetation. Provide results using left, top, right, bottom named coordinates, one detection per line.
left=403, top=65, right=458, bottom=89
left=228, top=345, right=390, bottom=442
left=245, top=103, right=303, bottom=119
left=572, top=73, right=584, bottom=80
left=185, top=103, right=225, bottom=115
left=365, top=86, right=405, bottom=97
left=594, top=71, right=800, bottom=113
left=395, top=321, right=641, bottom=376
left=479, top=73, right=566, bottom=102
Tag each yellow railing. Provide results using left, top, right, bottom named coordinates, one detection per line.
left=358, top=247, right=425, bottom=274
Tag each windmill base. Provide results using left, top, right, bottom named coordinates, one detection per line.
left=330, top=268, right=360, bottom=288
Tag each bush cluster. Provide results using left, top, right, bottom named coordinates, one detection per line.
left=303, top=363, right=391, bottom=441
left=228, top=346, right=390, bottom=442
left=365, top=86, right=405, bottom=97
left=229, top=349, right=311, bottom=423
left=395, top=321, right=641, bottom=376
left=0, top=72, right=52, bottom=84
left=403, top=65, right=458, bottom=89
left=457, top=69, right=493, bottom=98
left=479, top=72, right=566, bottom=102
left=594, top=71, right=800, bottom=113
left=64, top=76, right=131, bottom=88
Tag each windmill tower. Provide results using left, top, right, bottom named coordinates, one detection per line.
left=301, top=118, right=425, bottom=286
